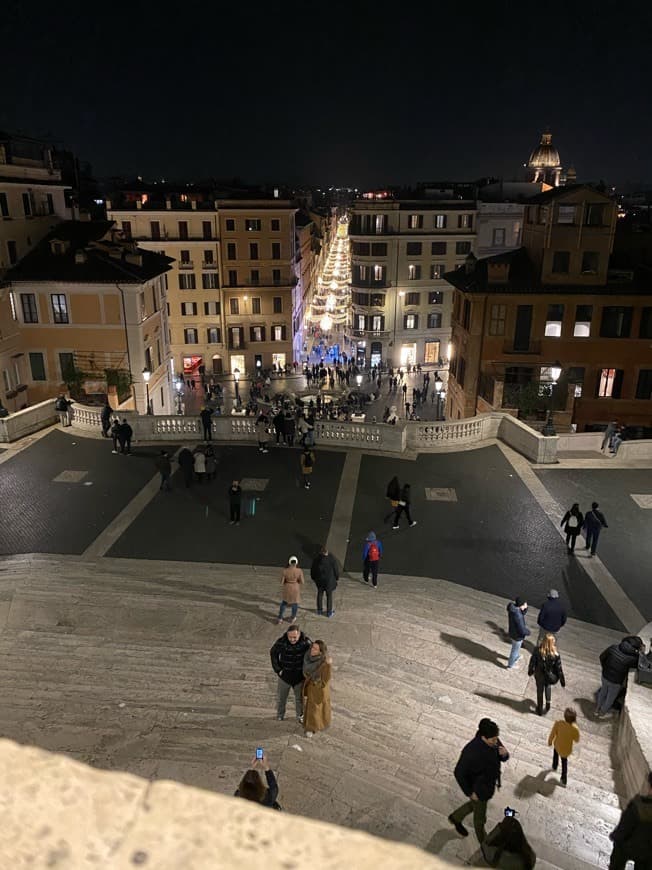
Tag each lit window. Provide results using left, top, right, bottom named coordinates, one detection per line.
left=408, top=264, right=421, bottom=280
left=598, top=368, right=616, bottom=398
left=273, top=326, right=283, bottom=341
left=373, top=264, right=383, bottom=281
left=375, top=214, right=386, bottom=233
left=372, top=315, right=382, bottom=331
left=245, top=219, right=261, bottom=231
left=545, top=304, right=564, bottom=338
left=573, top=305, right=592, bottom=337
left=230, top=298, right=239, bottom=315
left=435, top=214, right=446, bottom=229
left=408, top=214, right=422, bottom=229
left=405, top=314, right=416, bottom=329
left=357, top=314, right=365, bottom=330
left=430, top=264, right=445, bottom=280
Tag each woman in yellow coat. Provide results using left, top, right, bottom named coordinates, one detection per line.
left=302, top=640, right=332, bottom=736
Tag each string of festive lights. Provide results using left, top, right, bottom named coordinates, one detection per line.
left=308, top=217, right=351, bottom=333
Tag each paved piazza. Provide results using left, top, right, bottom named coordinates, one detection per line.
left=0, top=425, right=650, bottom=868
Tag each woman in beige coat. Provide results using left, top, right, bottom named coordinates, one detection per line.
left=303, top=640, right=332, bottom=737
left=277, top=556, right=305, bottom=624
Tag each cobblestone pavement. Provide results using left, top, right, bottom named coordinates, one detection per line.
left=535, top=467, right=652, bottom=621
left=0, top=429, right=177, bottom=556
left=0, top=554, right=624, bottom=870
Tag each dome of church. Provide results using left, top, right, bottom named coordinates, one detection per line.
left=528, top=132, right=561, bottom=168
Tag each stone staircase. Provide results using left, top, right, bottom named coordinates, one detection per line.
left=0, top=554, right=625, bottom=869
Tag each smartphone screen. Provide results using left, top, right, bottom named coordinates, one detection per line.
left=256, top=747, right=264, bottom=760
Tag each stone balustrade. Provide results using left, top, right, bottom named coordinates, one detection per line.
left=614, top=620, right=652, bottom=802
left=0, top=399, right=58, bottom=443
left=59, top=403, right=561, bottom=462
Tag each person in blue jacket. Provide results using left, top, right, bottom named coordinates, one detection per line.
left=362, top=531, right=383, bottom=588
left=506, top=597, right=530, bottom=668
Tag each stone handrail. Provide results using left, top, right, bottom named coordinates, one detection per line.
left=0, top=737, right=450, bottom=868
left=0, top=399, right=58, bottom=443
left=615, top=439, right=652, bottom=461
left=64, top=403, right=561, bottom=462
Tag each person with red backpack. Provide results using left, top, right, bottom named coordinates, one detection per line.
left=362, top=531, right=383, bottom=588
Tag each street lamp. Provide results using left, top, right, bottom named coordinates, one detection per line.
left=233, top=367, right=241, bottom=403
left=175, top=378, right=183, bottom=415
left=542, top=362, right=562, bottom=436
left=392, top=290, right=405, bottom=367
left=434, top=374, right=443, bottom=421
left=142, top=367, right=152, bottom=415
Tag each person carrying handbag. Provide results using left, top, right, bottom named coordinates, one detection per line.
left=528, top=634, right=565, bottom=716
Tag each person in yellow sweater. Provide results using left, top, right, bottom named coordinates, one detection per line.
left=548, top=707, right=580, bottom=786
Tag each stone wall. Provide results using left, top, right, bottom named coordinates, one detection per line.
left=0, top=399, right=57, bottom=442
left=0, top=738, right=449, bottom=869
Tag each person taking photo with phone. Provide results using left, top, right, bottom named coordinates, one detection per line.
left=234, top=752, right=280, bottom=808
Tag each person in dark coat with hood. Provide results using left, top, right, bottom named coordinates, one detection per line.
left=609, top=770, right=652, bottom=870
left=448, top=718, right=510, bottom=843
left=384, top=475, right=401, bottom=522
left=537, top=589, right=566, bottom=644
left=561, top=503, right=583, bottom=553
left=177, top=447, right=194, bottom=487
left=583, top=501, right=608, bottom=557
left=100, top=402, right=112, bottom=437
left=392, top=483, right=417, bottom=529
left=506, top=597, right=530, bottom=668
left=310, top=545, right=339, bottom=617
left=596, top=635, right=644, bottom=717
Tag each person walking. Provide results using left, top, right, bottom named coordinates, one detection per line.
left=154, top=450, right=172, bottom=491
left=193, top=447, right=206, bottom=483
left=548, top=707, right=580, bottom=786
left=561, top=503, right=583, bottom=553
left=583, top=502, right=608, bottom=557
left=110, top=418, right=121, bottom=454
left=506, top=597, right=530, bottom=668
left=256, top=416, right=270, bottom=453
left=277, top=556, right=304, bottom=624
left=383, top=476, right=401, bottom=522
left=362, top=531, right=383, bottom=588
left=100, top=402, right=112, bottom=437
left=528, top=633, right=565, bottom=715
left=392, top=483, right=417, bottom=529
left=595, top=635, right=644, bottom=717
left=234, top=752, right=279, bottom=809
left=300, top=446, right=315, bottom=489
left=302, top=639, right=332, bottom=737
left=200, top=407, right=213, bottom=441
left=228, top=480, right=242, bottom=524
left=609, top=771, right=652, bottom=870
left=536, top=589, right=566, bottom=644
left=177, top=447, right=194, bottom=487
left=270, top=624, right=311, bottom=722
left=310, top=545, right=339, bottom=617
left=118, top=418, right=133, bottom=455
left=448, top=718, right=510, bottom=842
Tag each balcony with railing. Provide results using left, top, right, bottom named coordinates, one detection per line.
left=201, top=261, right=218, bottom=270
left=178, top=260, right=195, bottom=270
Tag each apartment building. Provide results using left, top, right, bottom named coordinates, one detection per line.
left=6, top=221, right=173, bottom=411
left=444, top=185, right=652, bottom=430
left=348, top=191, right=477, bottom=368
left=107, top=189, right=297, bottom=377
left=0, top=131, right=70, bottom=408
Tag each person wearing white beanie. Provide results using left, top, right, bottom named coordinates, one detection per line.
left=277, top=556, right=305, bottom=624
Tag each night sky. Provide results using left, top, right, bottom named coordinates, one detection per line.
left=3, top=0, right=651, bottom=187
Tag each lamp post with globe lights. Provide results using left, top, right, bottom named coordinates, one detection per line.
left=233, top=368, right=241, bottom=404
left=175, top=378, right=184, bottom=415
left=142, top=367, right=152, bottom=415
left=434, top=374, right=443, bottom=421
left=542, top=363, right=562, bottom=437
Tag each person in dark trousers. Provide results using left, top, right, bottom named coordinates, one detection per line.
left=536, top=589, right=566, bottom=644
left=200, top=407, right=213, bottom=441
left=602, top=420, right=618, bottom=453
left=609, top=771, right=652, bottom=870
left=273, top=410, right=286, bottom=444
left=383, top=476, right=401, bottom=522
left=234, top=753, right=280, bottom=809
left=506, top=597, right=530, bottom=668
left=548, top=706, right=580, bottom=786
left=480, top=816, right=536, bottom=869
left=561, top=503, right=583, bottom=553
left=177, top=447, right=194, bottom=487
left=528, top=633, right=565, bottom=715
left=301, top=447, right=315, bottom=489
left=448, top=718, right=510, bottom=843
left=154, top=450, right=172, bottom=491
left=595, top=635, right=644, bottom=717
left=583, top=501, right=608, bottom=557
left=110, top=418, right=121, bottom=454
left=100, top=402, right=112, bottom=437
left=310, top=545, right=339, bottom=617
left=270, top=624, right=311, bottom=721
left=285, top=414, right=296, bottom=448
left=392, top=483, right=417, bottom=529
left=228, top=480, right=242, bottom=525
left=118, top=418, right=133, bottom=455
left=362, top=531, right=383, bottom=588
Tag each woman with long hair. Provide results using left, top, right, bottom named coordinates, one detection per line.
left=302, top=639, right=332, bottom=737
left=481, top=815, right=537, bottom=869
left=528, top=633, right=565, bottom=716
left=234, top=752, right=279, bottom=808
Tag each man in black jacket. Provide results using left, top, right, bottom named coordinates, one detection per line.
left=449, top=718, right=510, bottom=843
left=310, top=545, right=339, bottom=617
left=537, top=589, right=567, bottom=644
left=596, top=635, right=644, bottom=717
left=200, top=406, right=213, bottom=441
left=270, top=625, right=311, bottom=721
left=609, top=770, right=652, bottom=869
